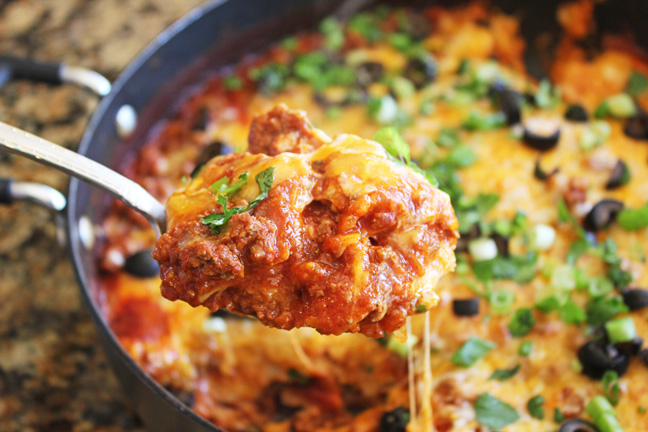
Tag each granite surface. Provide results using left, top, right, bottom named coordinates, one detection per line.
left=0, top=1, right=203, bottom=430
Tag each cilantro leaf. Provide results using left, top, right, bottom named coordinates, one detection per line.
left=210, top=173, right=249, bottom=198
left=200, top=167, right=276, bottom=234
left=461, top=111, right=507, bottom=131
left=527, top=395, right=545, bottom=420
left=472, top=252, right=538, bottom=283
left=626, top=71, right=648, bottom=96
left=586, top=297, right=629, bottom=326
left=490, top=364, right=521, bottom=381
left=451, top=336, right=495, bottom=367
left=474, top=393, right=520, bottom=429
left=508, top=307, right=536, bottom=337
left=558, top=300, right=586, bottom=324
left=373, top=127, right=411, bottom=163
left=617, top=202, right=648, bottom=230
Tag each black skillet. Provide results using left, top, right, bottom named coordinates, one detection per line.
left=1, top=0, right=647, bottom=430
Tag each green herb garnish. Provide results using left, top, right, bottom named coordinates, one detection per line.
left=586, top=296, right=629, bottom=326
left=200, top=167, right=276, bottom=234
left=373, top=126, right=411, bottom=163
left=558, top=299, right=586, bottom=324
left=474, top=393, right=520, bottom=429
left=554, top=407, right=565, bottom=423
left=626, top=71, right=648, bottom=96
left=490, top=364, right=520, bottom=381
left=508, top=307, right=536, bottom=337
left=461, top=111, right=507, bottom=131
left=472, top=252, right=538, bottom=284
left=535, top=79, right=561, bottom=108
left=602, top=370, right=621, bottom=406
left=451, top=336, right=495, bottom=367
left=288, top=368, right=311, bottom=385
left=223, top=75, right=243, bottom=91
left=527, top=395, right=545, bottom=419
left=617, top=202, right=648, bottom=231
left=519, top=341, right=533, bottom=357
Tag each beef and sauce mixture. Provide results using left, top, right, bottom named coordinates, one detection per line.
left=99, top=2, right=648, bottom=431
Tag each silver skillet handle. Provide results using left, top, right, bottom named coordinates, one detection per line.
left=0, top=121, right=166, bottom=237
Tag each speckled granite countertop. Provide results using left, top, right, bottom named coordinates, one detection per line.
left=0, top=1, right=202, bottom=430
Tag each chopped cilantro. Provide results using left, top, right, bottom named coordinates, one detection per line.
left=639, top=405, right=647, bottom=414
left=527, top=395, right=545, bottom=419
left=489, top=364, right=520, bottom=381
left=223, top=75, right=243, bottom=90
left=558, top=300, right=586, bottom=324
left=373, top=127, right=411, bottom=163
left=626, top=71, right=648, bottom=96
left=444, top=145, right=478, bottom=168
left=200, top=167, right=276, bottom=234
left=472, top=252, right=538, bottom=284
left=553, top=407, right=565, bottom=423
left=602, top=370, right=621, bottom=406
left=455, top=193, right=499, bottom=234
left=437, top=128, right=461, bottom=147
left=249, top=63, right=289, bottom=96
left=319, top=17, right=344, bottom=51
left=415, top=304, right=427, bottom=313
left=617, top=202, right=648, bottom=230
left=567, top=238, right=591, bottom=265
left=348, top=12, right=383, bottom=42
left=474, top=393, right=520, bottom=429
left=557, top=198, right=572, bottom=223
left=519, top=341, right=533, bottom=357
left=461, top=111, right=507, bottom=131
left=586, top=296, right=629, bottom=326
left=508, top=307, right=536, bottom=337
left=209, top=173, right=248, bottom=198
left=451, top=336, right=495, bottom=367
left=387, top=32, right=414, bottom=52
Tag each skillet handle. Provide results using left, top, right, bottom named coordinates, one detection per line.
left=0, top=56, right=111, bottom=97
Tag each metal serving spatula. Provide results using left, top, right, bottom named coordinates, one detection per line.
left=0, top=121, right=166, bottom=237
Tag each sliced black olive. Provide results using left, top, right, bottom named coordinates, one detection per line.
left=559, top=418, right=600, bottom=432
left=577, top=339, right=629, bottom=379
left=522, top=122, right=561, bottom=151
left=622, top=288, right=648, bottom=311
left=564, top=104, right=589, bottom=122
left=191, top=107, right=210, bottom=131
left=491, top=84, right=522, bottom=125
left=640, top=348, right=648, bottom=367
left=356, top=62, right=385, bottom=88
left=452, top=298, right=480, bottom=317
left=123, top=249, right=159, bottom=278
left=491, top=233, right=509, bottom=257
left=380, top=407, right=409, bottom=432
left=623, top=112, right=648, bottom=141
left=605, top=160, right=630, bottom=190
left=614, top=336, right=643, bottom=357
left=403, top=56, right=437, bottom=89
left=534, top=156, right=559, bottom=181
left=191, top=141, right=234, bottom=178
left=582, top=199, right=624, bottom=232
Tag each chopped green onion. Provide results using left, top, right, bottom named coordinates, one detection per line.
left=419, top=99, right=435, bottom=115
left=604, top=93, right=637, bottom=118
left=551, top=265, right=577, bottom=292
left=415, top=303, right=427, bottom=313
left=387, top=32, right=413, bottom=52
left=389, top=76, right=416, bottom=99
left=474, top=393, right=520, bottom=429
left=535, top=79, right=561, bottom=108
left=519, top=341, right=533, bottom=356
left=451, top=336, right=496, bottom=367
left=617, top=202, right=648, bottom=231
left=529, top=223, right=556, bottom=251
left=527, top=395, right=545, bottom=420
left=602, top=370, right=621, bottom=406
left=586, top=297, right=629, bottom=326
left=605, top=317, right=637, bottom=344
left=469, top=238, right=498, bottom=262
left=445, top=145, right=478, bottom=168
left=385, top=334, right=419, bottom=357
left=508, top=307, right=536, bottom=337
left=587, top=396, right=625, bottom=432
left=319, top=17, right=344, bottom=51
left=348, top=12, right=382, bottom=42
left=587, top=277, right=614, bottom=299
left=437, top=128, right=461, bottom=148
left=368, top=95, right=399, bottom=124
left=489, top=290, right=515, bottom=314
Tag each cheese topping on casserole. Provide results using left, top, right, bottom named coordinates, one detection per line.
left=99, top=2, right=648, bottom=431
